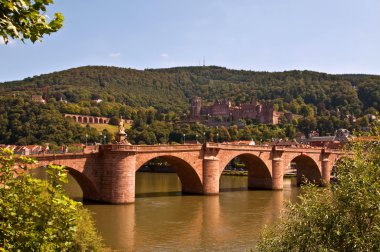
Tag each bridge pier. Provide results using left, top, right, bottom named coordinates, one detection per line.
left=321, top=158, right=331, bottom=186
left=272, top=157, right=284, bottom=190
left=203, top=157, right=220, bottom=195
left=101, top=152, right=136, bottom=204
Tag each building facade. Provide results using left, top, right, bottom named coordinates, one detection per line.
left=31, top=95, right=46, bottom=104
left=190, top=97, right=280, bottom=125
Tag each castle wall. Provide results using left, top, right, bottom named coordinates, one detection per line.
left=190, top=97, right=281, bottom=125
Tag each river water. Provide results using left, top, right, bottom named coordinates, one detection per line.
left=64, top=172, right=300, bottom=252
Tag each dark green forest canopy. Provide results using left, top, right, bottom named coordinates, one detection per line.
left=1, top=66, right=380, bottom=145
left=1, top=65, right=380, bottom=115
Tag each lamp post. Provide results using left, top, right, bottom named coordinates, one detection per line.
left=216, top=133, right=219, bottom=143
left=203, top=132, right=206, bottom=143
left=183, top=134, right=186, bottom=144
left=85, top=134, right=88, bottom=146
left=196, top=134, right=198, bottom=144
left=104, top=135, right=106, bottom=144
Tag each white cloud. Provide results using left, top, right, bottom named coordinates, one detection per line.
left=109, top=52, right=121, bottom=58
left=160, top=53, right=169, bottom=58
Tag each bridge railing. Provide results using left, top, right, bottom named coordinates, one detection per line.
left=26, top=145, right=100, bottom=157
left=205, top=142, right=338, bottom=152
left=206, top=142, right=274, bottom=150
left=102, top=143, right=331, bottom=152
left=104, top=144, right=203, bottom=152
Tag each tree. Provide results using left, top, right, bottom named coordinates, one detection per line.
left=257, top=127, right=380, bottom=251
left=0, top=149, right=106, bottom=251
left=0, top=0, right=64, bottom=44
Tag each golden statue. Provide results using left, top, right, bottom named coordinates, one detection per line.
left=118, top=117, right=126, bottom=134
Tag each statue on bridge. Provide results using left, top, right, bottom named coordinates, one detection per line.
left=118, top=117, right=126, bottom=134
left=115, top=117, right=131, bottom=145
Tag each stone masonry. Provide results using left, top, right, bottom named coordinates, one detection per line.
left=32, top=143, right=343, bottom=204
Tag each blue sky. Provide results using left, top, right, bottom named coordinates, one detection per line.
left=1, top=0, right=379, bottom=82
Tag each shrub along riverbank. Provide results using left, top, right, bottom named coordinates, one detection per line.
left=257, top=126, right=380, bottom=251
left=0, top=149, right=110, bottom=251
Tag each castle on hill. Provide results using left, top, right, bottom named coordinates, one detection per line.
left=189, top=97, right=281, bottom=125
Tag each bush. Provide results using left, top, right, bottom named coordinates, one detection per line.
left=0, top=149, right=109, bottom=251
left=73, top=209, right=110, bottom=251
left=257, top=128, right=380, bottom=251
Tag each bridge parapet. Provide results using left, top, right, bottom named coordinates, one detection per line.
left=30, top=152, right=97, bottom=159
left=102, top=144, right=138, bottom=152
left=206, top=143, right=279, bottom=152
left=102, top=144, right=203, bottom=153
left=84, top=145, right=99, bottom=154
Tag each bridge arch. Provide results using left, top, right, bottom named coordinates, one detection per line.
left=287, top=154, right=322, bottom=186
left=135, top=155, right=203, bottom=194
left=32, top=164, right=99, bottom=201
left=66, top=167, right=99, bottom=200
left=219, top=153, right=272, bottom=190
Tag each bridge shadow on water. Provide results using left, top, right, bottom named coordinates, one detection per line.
left=135, top=188, right=250, bottom=198
left=135, top=191, right=183, bottom=198
left=220, top=187, right=248, bottom=192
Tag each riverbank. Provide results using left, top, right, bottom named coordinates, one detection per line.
left=138, top=168, right=297, bottom=178
left=222, top=170, right=296, bottom=177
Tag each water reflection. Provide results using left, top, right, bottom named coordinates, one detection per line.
left=62, top=172, right=299, bottom=251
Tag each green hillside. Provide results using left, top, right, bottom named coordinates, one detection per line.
left=1, top=65, right=380, bottom=146
left=1, top=65, right=380, bottom=116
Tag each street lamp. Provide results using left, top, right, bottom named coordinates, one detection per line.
left=183, top=134, right=186, bottom=144
left=216, top=133, right=219, bottom=143
left=104, top=135, right=106, bottom=144
left=196, top=134, right=198, bottom=144
left=85, top=134, right=88, bottom=146
left=203, top=132, right=206, bottom=143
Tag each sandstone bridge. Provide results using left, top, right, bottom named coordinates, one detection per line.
left=31, top=143, right=344, bottom=204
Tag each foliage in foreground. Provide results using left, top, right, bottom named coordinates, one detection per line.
left=257, top=128, right=380, bottom=251
left=73, top=209, right=112, bottom=252
left=0, top=149, right=108, bottom=251
left=0, top=0, right=64, bottom=44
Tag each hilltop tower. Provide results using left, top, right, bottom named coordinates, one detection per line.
left=259, top=101, right=280, bottom=124
left=191, top=96, right=202, bottom=120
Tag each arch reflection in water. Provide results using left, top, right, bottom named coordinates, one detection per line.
left=91, top=204, right=135, bottom=251
left=61, top=170, right=299, bottom=251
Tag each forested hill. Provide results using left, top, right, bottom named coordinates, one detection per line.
left=1, top=65, right=380, bottom=115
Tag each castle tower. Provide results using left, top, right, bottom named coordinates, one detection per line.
left=258, top=101, right=279, bottom=124
left=191, top=97, right=202, bottom=120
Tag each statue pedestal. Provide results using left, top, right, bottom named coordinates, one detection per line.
left=115, top=132, right=131, bottom=145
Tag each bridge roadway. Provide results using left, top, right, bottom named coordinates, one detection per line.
left=31, top=143, right=344, bottom=204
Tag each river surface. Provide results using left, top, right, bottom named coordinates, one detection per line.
left=64, top=172, right=300, bottom=252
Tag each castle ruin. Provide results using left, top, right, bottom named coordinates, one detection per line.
left=190, top=97, right=280, bottom=125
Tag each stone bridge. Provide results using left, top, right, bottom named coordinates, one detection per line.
left=64, top=114, right=111, bottom=124
left=31, top=143, right=344, bottom=204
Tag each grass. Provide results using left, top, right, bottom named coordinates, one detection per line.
left=81, top=123, right=131, bottom=134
